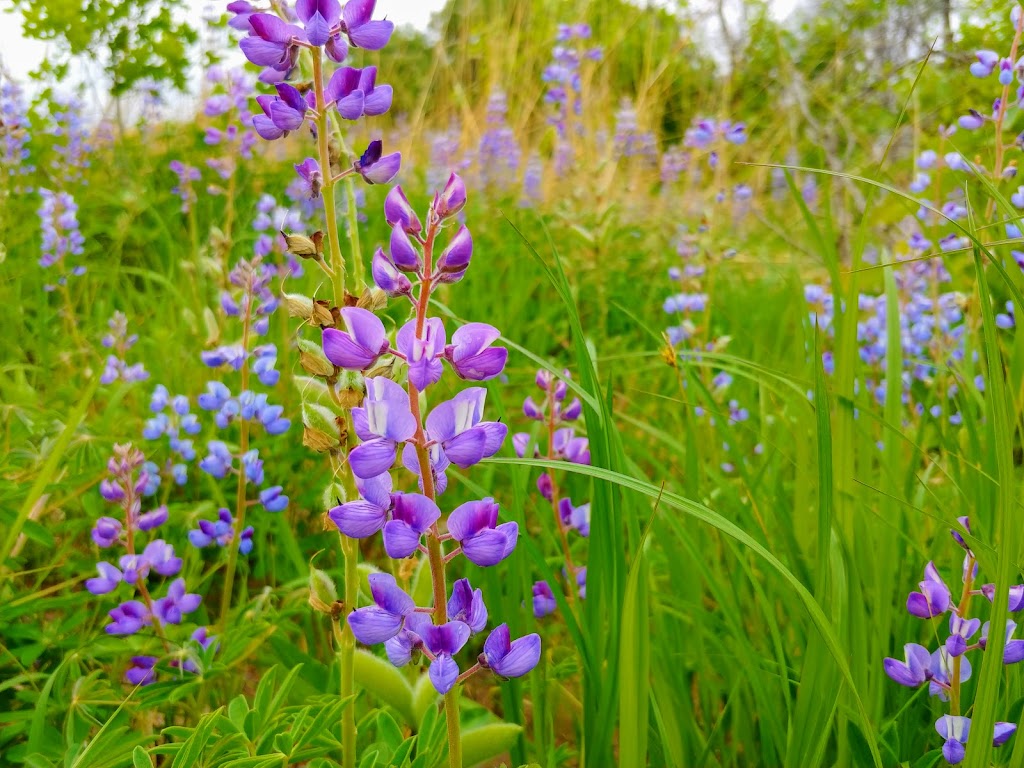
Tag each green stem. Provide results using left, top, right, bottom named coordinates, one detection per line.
left=313, top=45, right=359, bottom=768
left=344, top=176, right=364, bottom=294
left=217, top=298, right=252, bottom=635
left=408, top=222, right=462, bottom=768
left=339, top=534, right=358, bottom=768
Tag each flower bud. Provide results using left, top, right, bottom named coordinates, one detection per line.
left=389, top=226, right=422, bottom=272
left=309, top=565, right=340, bottom=614
left=436, top=226, right=472, bottom=283
left=372, top=248, right=412, bottom=297
left=297, top=338, right=335, bottom=377
left=384, top=185, right=422, bottom=235
left=434, top=173, right=467, bottom=220
left=281, top=230, right=325, bottom=260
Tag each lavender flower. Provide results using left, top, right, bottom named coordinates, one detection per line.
left=100, top=312, right=149, bottom=384
left=37, top=189, right=86, bottom=292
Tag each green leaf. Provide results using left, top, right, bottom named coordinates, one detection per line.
left=353, top=650, right=415, bottom=724
left=460, top=724, right=523, bottom=767
left=131, top=746, right=151, bottom=768
left=170, top=710, right=221, bottom=768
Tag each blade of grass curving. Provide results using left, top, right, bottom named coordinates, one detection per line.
left=963, top=200, right=1020, bottom=768
left=785, top=333, right=840, bottom=768
left=490, top=454, right=882, bottom=768
left=2, top=372, right=101, bottom=567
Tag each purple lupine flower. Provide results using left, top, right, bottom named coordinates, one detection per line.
left=906, top=562, right=952, bottom=618
left=240, top=14, right=306, bottom=72
left=294, top=158, right=323, bottom=199
left=419, top=619, right=471, bottom=694
left=106, top=600, right=150, bottom=635
left=37, top=189, right=86, bottom=292
left=329, top=473, right=395, bottom=537
left=354, top=139, right=401, bottom=185
left=384, top=185, right=422, bottom=234
left=481, top=624, right=541, bottom=678
left=447, top=578, right=487, bottom=632
left=883, top=643, right=933, bottom=687
left=444, top=324, right=508, bottom=381
left=350, top=377, right=417, bottom=478
left=372, top=247, right=414, bottom=296
left=397, top=318, right=446, bottom=390
left=86, top=562, right=124, bottom=595
left=190, top=508, right=256, bottom=554
left=323, top=307, right=390, bottom=370
left=347, top=573, right=415, bottom=643
left=125, top=656, right=158, bottom=686
left=435, top=226, right=473, bottom=283
left=152, top=578, right=202, bottom=625
left=382, top=493, right=441, bottom=558
left=446, top=498, right=518, bottom=567
left=558, top=497, right=590, bottom=537
left=92, top=517, right=124, bottom=548
left=945, top=614, right=981, bottom=657
left=980, top=620, right=1024, bottom=664
left=980, top=583, right=1024, bottom=610
left=532, top=581, right=557, bottom=618
left=405, top=388, right=507, bottom=481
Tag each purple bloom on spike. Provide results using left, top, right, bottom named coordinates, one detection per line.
left=447, top=578, right=487, bottom=632
left=350, top=377, right=417, bottom=478
left=382, top=493, right=441, bottom=558
left=481, top=623, right=541, bottom=678
left=106, top=600, right=150, bottom=635
left=86, top=562, right=123, bottom=595
left=397, top=318, right=446, bottom=390
left=446, top=498, right=518, bottom=566
left=906, top=561, right=951, bottom=618
left=418, top=620, right=471, bottom=694
left=347, top=573, right=415, bottom=644
left=125, top=656, right=158, bottom=686
left=355, top=140, right=401, bottom=184
left=295, top=158, right=323, bottom=199
left=445, top=324, right=507, bottom=381
left=533, top=581, right=557, bottom=618
left=329, top=473, right=395, bottom=537
left=152, top=578, right=202, bottom=625
left=323, top=307, right=390, bottom=370
left=384, top=185, right=422, bottom=234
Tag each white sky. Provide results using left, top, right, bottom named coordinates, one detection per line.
left=0, top=0, right=447, bottom=85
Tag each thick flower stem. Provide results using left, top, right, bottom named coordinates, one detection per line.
left=950, top=554, right=976, bottom=716
left=407, top=220, right=462, bottom=768
left=339, top=534, right=358, bottom=768
left=312, top=45, right=361, bottom=768
left=312, top=47, right=348, bottom=306
left=218, top=300, right=252, bottom=635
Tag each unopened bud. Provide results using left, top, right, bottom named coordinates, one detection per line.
left=281, top=230, right=325, bottom=260
left=297, top=338, right=335, bottom=377
left=309, top=566, right=339, bottom=614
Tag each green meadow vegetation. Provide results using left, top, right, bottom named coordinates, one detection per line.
left=3, top=0, right=1024, bottom=766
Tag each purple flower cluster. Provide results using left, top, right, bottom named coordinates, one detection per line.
left=50, top=94, right=91, bottom=185
left=169, top=160, right=201, bottom=214
left=324, top=174, right=540, bottom=694
left=201, top=66, right=259, bottom=191
left=476, top=90, right=521, bottom=193
left=542, top=22, right=602, bottom=138
left=143, top=385, right=202, bottom=485
left=87, top=444, right=209, bottom=685
left=37, top=188, right=86, bottom=292
left=513, top=369, right=589, bottom=616
left=1, top=79, right=34, bottom=189
left=189, top=508, right=255, bottom=554
left=613, top=99, right=657, bottom=167
left=804, top=259, right=970, bottom=425
left=253, top=192, right=306, bottom=277
left=883, top=517, right=1020, bottom=764
left=236, top=0, right=401, bottom=190
left=100, top=311, right=149, bottom=385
